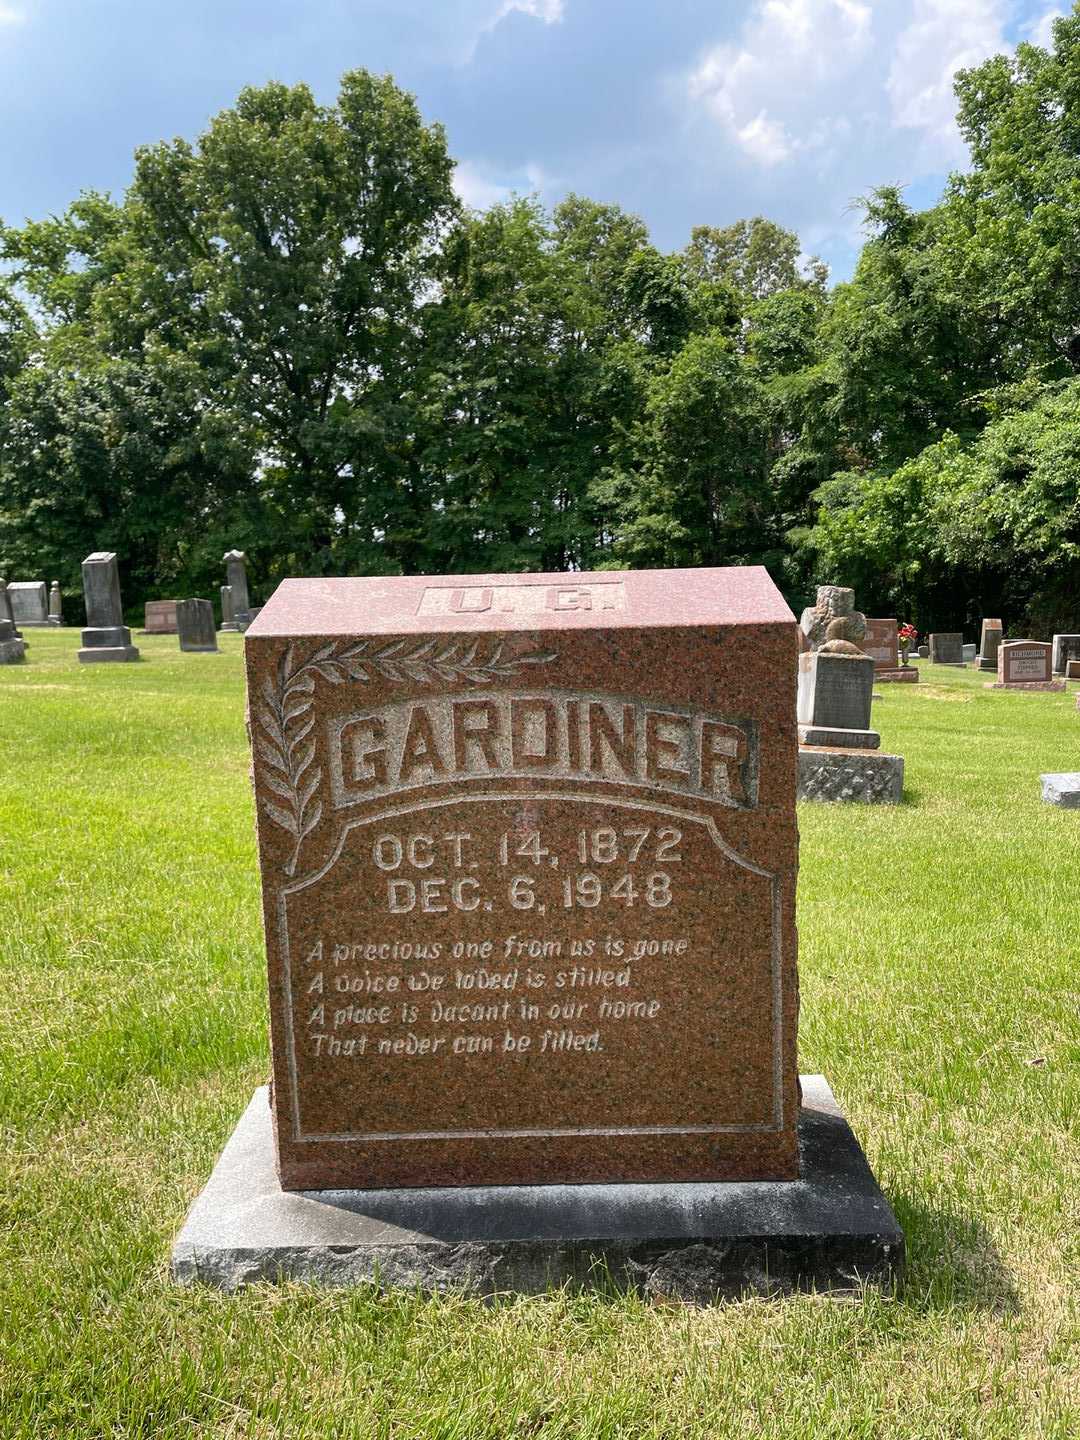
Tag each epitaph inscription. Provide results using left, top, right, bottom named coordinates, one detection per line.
left=245, top=569, right=800, bottom=1191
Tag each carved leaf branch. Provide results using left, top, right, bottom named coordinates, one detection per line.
left=257, top=636, right=557, bottom=875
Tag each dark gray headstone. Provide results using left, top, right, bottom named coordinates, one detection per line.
left=1051, top=634, right=1080, bottom=676
left=219, top=584, right=238, bottom=632
left=8, top=581, right=48, bottom=626
left=177, top=598, right=218, bottom=653
left=77, top=552, right=139, bottom=664
left=224, top=550, right=251, bottom=626
left=797, top=652, right=875, bottom=736
left=929, top=632, right=964, bottom=665
left=0, top=616, right=25, bottom=664
left=977, top=619, right=1002, bottom=671
left=962, top=643, right=976, bottom=663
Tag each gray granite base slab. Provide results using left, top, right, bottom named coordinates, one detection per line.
left=797, top=747, right=904, bottom=804
left=1040, top=773, right=1080, bottom=808
left=0, top=639, right=25, bottom=663
left=170, top=1077, right=903, bottom=1300
left=799, top=725, right=881, bottom=750
left=78, top=645, right=140, bottom=663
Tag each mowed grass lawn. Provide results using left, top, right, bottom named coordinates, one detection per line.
left=0, top=626, right=1077, bottom=1439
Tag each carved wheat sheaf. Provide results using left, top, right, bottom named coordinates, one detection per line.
left=257, top=637, right=557, bottom=875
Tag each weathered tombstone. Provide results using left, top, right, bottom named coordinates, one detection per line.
left=962, top=643, right=976, bottom=663
left=863, top=619, right=898, bottom=670
left=799, top=585, right=867, bottom=653
left=1040, top=774, right=1080, bottom=808
left=172, top=567, right=901, bottom=1296
left=929, top=632, right=964, bottom=665
left=219, top=585, right=238, bottom=633
left=864, top=618, right=918, bottom=684
left=176, top=598, right=218, bottom=653
left=48, top=581, right=62, bottom=626
left=224, top=550, right=251, bottom=629
left=1051, top=634, right=1080, bottom=676
left=0, top=615, right=25, bottom=663
left=1067, top=660, right=1080, bottom=680
left=143, top=600, right=179, bottom=635
left=8, top=581, right=49, bottom=627
left=994, top=640, right=1061, bottom=690
left=797, top=649, right=903, bottom=803
left=917, top=644, right=929, bottom=659
left=77, top=552, right=139, bottom=664
left=976, top=619, right=1002, bottom=671
left=0, top=580, right=24, bottom=642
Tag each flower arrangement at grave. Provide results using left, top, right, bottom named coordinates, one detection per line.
left=898, top=623, right=917, bottom=665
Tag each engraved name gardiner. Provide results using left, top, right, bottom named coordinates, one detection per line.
left=328, top=691, right=756, bottom=811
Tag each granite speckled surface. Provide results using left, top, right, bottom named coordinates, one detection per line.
left=244, top=567, right=801, bottom=1191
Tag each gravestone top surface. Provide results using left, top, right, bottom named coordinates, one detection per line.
left=246, top=567, right=794, bottom=639
left=245, top=565, right=800, bottom=1192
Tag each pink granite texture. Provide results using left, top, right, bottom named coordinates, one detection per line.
left=245, top=568, right=801, bottom=1191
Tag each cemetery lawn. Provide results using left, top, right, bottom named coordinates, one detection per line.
left=1, top=629, right=1078, bottom=1440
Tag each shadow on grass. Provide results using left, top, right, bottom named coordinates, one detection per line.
left=890, top=1195, right=1020, bottom=1315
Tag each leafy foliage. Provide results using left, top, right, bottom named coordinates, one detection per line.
left=3, top=18, right=1080, bottom=634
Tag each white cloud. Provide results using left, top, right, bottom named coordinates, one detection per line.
left=737, top=111, right=792, bottom=167
left=887, top=0, right=1007, bottom=159
left=453, top=161, right=514, bottom=209
left=452, top=159, right=551, bottom=210
left=0, top=4, right=25, bottom=24
left=494, top=0, right=564, bottom=21
left=688, top=0, right=872, bottom=168
left=1025, top=7, right=1067, bottom=48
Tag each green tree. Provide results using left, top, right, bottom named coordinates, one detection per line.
left=685, top=217, right=827, bottom=300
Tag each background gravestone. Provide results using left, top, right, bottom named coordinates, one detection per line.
left=177, top=599, right=218, bottom=653
left=143, top=600, right=179, bottom=635
left=77, top=552, right=139, bottom=664
left=995, top=641, right=1060, bottom=689
left=1051, top=634, right=1080, bottom=676
left=220, top=585, right=238, bottom=633
left=173, top=566, right=902, bottom=1297
left=929, top=632, right=964, bottom=665
left=0, top=614, right=25, bottom=663
left=8, top=581, right=48, bottom=627
left=862, top=619, right=898, bottom=670
left=48, top=582, right=62, bottom=626
left=224, top=550, right=252, bottom=629
left=977, top=619, right=1002, bottom=671
left=0, top=580, right=24, bottom=643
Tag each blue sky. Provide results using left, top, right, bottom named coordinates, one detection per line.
left=0, top=0, right=1069, bottom=281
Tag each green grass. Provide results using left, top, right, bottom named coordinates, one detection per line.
left=1, top=630, right=1077, bottom=1439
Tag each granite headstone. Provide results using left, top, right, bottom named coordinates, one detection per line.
left=224, top=550, right=251, bottom=629
left=996, top=641, right=1056, bottom=688
left=220, top=585, right=238, bottom=633
left=244, top=567, right=801, bottom=1190
left=144, top=600, right=179, bottom=635
left=177, top=598, right=218, bottom=653
left=1051, top=634, right=1080, bottom=676
left=929, top=632, right=964, bottom=665
left=48, top=581, right=62, bottom=626
left=862, top=619, right=899, bottom=671
left=77, top=552, right=139, bottom=664
left=976, top=619, right=1002, bottom=671
left=173, top=566, right=903, bottom=1299
left=8, top=581, right=48, bottom=627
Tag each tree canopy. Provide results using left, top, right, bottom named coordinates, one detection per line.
left=3, top=19, right=1080, bottom=636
